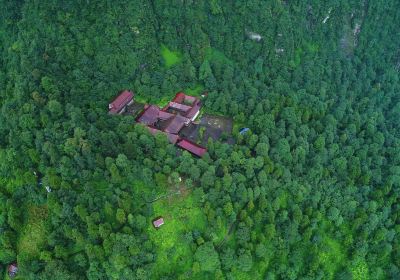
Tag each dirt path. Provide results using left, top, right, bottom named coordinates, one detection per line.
left=217, top=220, right=238, bottom=248
left=146, top=185, right=194, bottom=204
left=216, top=202, right=248, bottom=248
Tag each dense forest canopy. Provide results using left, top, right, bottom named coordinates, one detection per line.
left=0, top=0, right=399, bottom=279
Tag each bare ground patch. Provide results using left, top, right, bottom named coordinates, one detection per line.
left=180, top=114, right=234, bottom=145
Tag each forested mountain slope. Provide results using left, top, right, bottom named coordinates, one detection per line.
left=0, top=1, right=399, bottom=279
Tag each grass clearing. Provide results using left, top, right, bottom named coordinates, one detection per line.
left=305, top=42, right=319, bottom=53
left=185, top=84, right=204, bottom=97
left=155, top=95, right=173, bottom=107
left=318, top=236, right=346, bottom=278
left=161, top=44, right=182, bottom=68
left=148, top=189, right=206, bottom=278
left=17, top=205, right=48, bottom=260
left=205, top=47, right=233, bottom=65
left=315, top=219, right=350, bottom=279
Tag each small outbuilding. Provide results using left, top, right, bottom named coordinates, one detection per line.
left=136, top=104, right=161, bottom=125
left=239, top=127, right=250, bottom=135
left=8, top=263, right=18, bottom=278
left=152, top=217, right=164, bottom=229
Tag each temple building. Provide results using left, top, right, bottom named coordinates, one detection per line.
left=135, top=92, right=207, bottom=156
left=109, top=90, right=134, bottom=114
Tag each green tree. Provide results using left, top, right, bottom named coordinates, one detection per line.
left=194, top=242, right=220, bottom=272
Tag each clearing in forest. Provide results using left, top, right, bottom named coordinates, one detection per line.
left=185, top=84, right=204, bottom=97
left=161, top=44, right=182, bottom=67
left=17, top=205, right=48, bottom=260
left=205, top=47, right=233, bottom=65
left=147, top=188, right=206, bottom=277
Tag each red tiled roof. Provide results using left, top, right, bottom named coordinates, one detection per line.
left=166, top=133, right=180, bottom=144
left=163, top=115, right=189, bottom=134
left=177, top=139, right=207, bottom=157
left=158, top=111, right=174, bottom=120
left=172, top=92, right=185, bottom=104
left=168, top=101, right=192, bottom=112
left=185, top=100, right=201, bottom=121
left=184, top=95, right=196, bottom=104
left=136, top=105, right=160, bottom=125
left=153, top=217, right=164, bottom=228
left=172, top=92, right=197, bottom=105
left=109, top=90, right=134, bottom=114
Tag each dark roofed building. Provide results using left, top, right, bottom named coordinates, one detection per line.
left=134, top=92, right=207, bottom=156
left=185, top=99, right=201, bottom=121
left=165, top=133, right=180, bottom=144
left=158, top=110, right=174, bottom=120
left=109, top=90, right=134, bottom=114
left=8, top=263, right=18, bottom=278
left=136, top=105, right=160, bottom=125
left=165, top=101, right=192, bottom=113
left=163, top=115, right=190, bottom=134
left=171, top=92, right=185, bottom=104
left=177, top=139, right=207, bottom=157
left=147, top=127, right=180, bottom=144
left=152, top=217, right=164, bottom=228
left=168, top=93, right=201, bottom=121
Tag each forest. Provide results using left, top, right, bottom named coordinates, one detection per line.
left=0, top=0, right=399, bottom=279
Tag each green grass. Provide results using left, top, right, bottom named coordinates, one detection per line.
left=350, top=259, right=369, bottom=280
left=17, top=205, right=48, bottom=260
left=135, top=92, right=176, bottom=108
left=318, top=236, right=346, bottom=278
left=315, top=219, right=352, bottom=279
left=305, top=42, right=319, bottom=53
left=148, top=191, right=206, bottom=278
left=2, top=175, right=24, bottom=193
left=205, top=47, right=233, bottom=65
left=185, top=84, right=204, bottom=97
left=161, top=44, right=182, bottom=68
left=155, top=95, right=173, bottom=107
left=290, top=47, right=303, bottom=68
left=133, top=95, right=148, bottom=104
left=314, top=220, right=371, bottom=279
left=290, top=42, right=319, bottom=68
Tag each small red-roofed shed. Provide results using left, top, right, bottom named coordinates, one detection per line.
left=172, top=92, right=197, bottom=105
left=172, top=92, right=185, bottom=104
left=152, top=217, right=164, bottom=228
left=109, top=90, right=134, bottom=114
left=177, top=139, right=207, bottom=157
left=8, top=263, right=18, bottom=278
left=185, top=99, right=201, bottom=121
